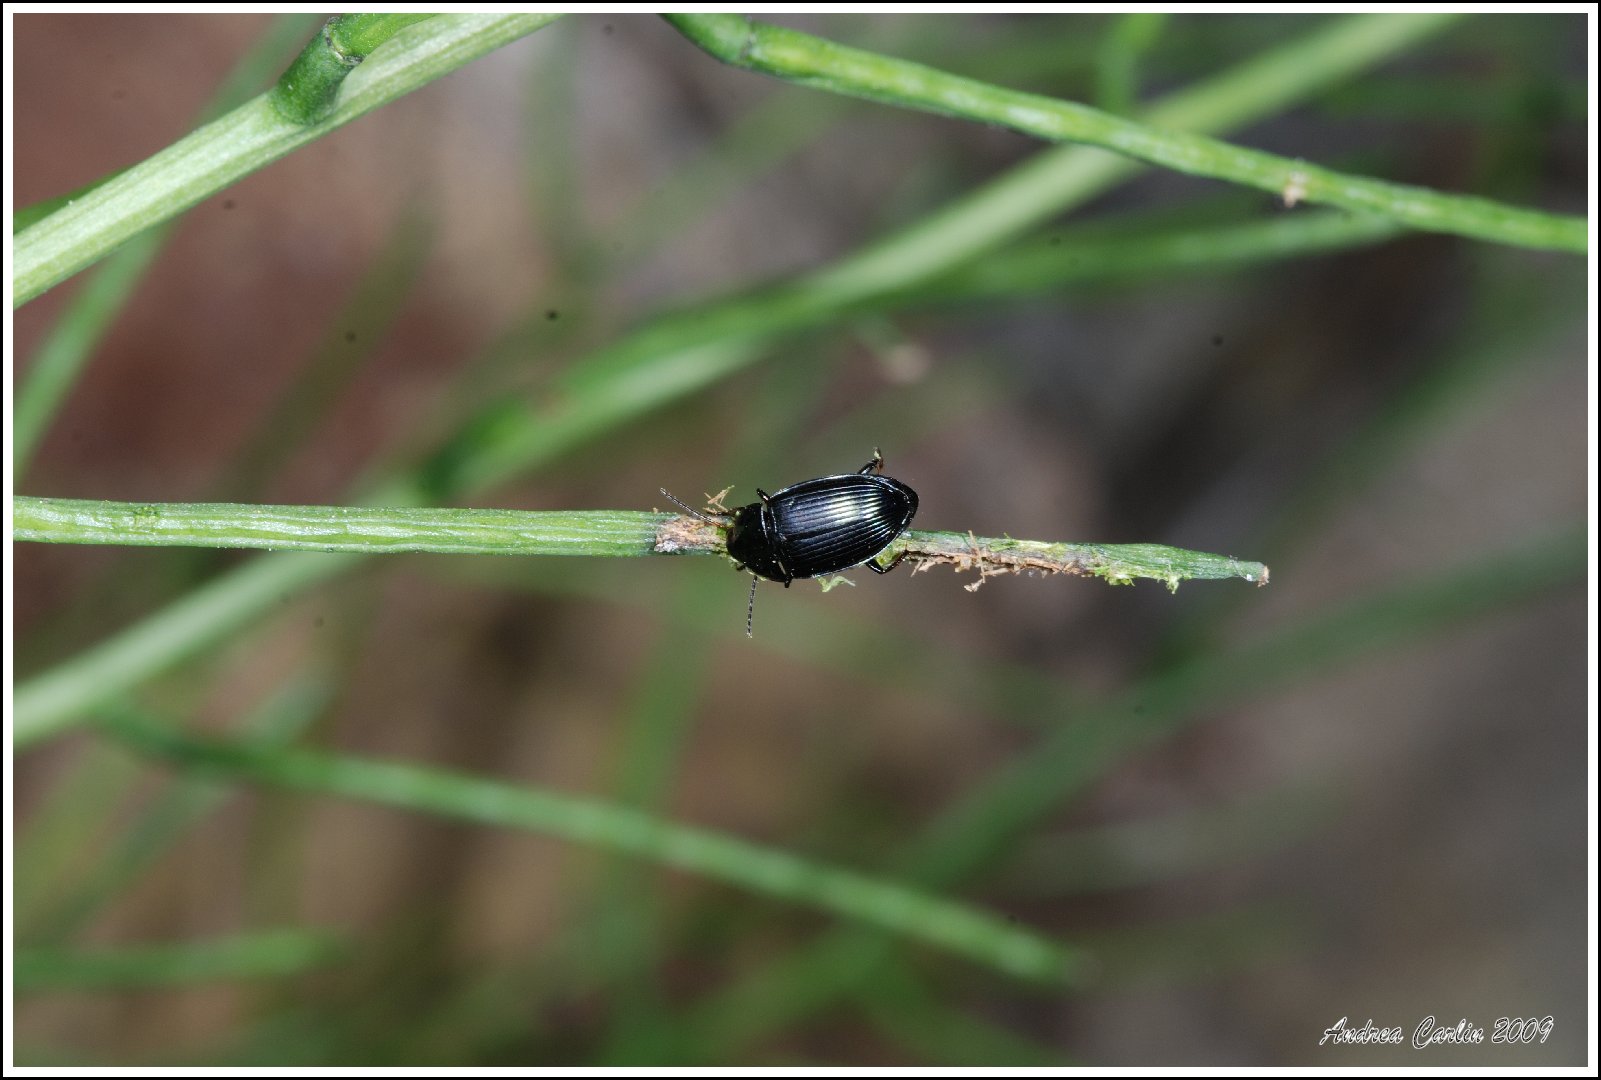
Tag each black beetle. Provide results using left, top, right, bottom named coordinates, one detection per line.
left=662, top=450, right=918, bottom=636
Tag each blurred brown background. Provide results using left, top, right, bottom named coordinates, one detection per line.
left=11, top=13, right=1590, bottom=1066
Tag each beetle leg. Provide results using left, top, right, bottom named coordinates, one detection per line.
left=746, top=574, right=759, bottom=638
left=866, top=548, right=907, bottom=575
left=858, top=448, right=885, bottom=475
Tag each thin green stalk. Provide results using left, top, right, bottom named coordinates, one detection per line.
left=13, top=498, right=667, bottom=558
left=667, top=14, right=1584, bottom=254
left=96, top=711, right=1091, bottom=985
left=13, top=15, right=561, bottom=306
left=14, top=929, right=342, bottom=992
left=11, top=15, right=1436, bottom=746
left=894, top=531, right=1269, bottom=589
left=13, top=496, right=1269, bottom=586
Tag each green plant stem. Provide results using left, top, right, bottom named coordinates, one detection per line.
left=13, top=14, right=561, bottom=306
left=271, top=14, right=438, bottom=124
left=13, top=497, right=666, bottom=557
left=896, top=531, right=1268, bottom=588
left=666, top=13, right=1584, bottom=254
left=13, top=496, right=1269, bottom=587
left=95, top=711, right=1089, bottom=985
left=14, top=929, right=342, bottom=992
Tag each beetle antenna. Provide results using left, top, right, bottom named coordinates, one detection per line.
left=660, top=487, right=725, bottom=523
left=746, top=574, right=758, bottom=638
